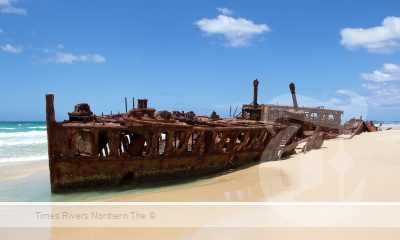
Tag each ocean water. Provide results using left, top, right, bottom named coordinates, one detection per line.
left=376, top=121, right=400, bottom=130
left=0, top=121, right=48, bottom=165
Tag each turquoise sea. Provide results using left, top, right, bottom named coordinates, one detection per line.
left=0, top=121, right=48, bottom=165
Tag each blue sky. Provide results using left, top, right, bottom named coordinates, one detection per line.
left=1, top=0, right=400, bottom=121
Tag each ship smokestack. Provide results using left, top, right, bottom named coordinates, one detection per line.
left=289, top=82, right=298, bottom=109
left=253, top=79, right=259, bottom=108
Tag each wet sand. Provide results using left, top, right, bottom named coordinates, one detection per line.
left=0, top=160, right=48, bottom=183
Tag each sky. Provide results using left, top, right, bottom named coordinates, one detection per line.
left=1, top=0, right=400, bottom=121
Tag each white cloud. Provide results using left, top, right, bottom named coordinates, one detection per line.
left=78, top=53, right=105, bottom=63
left=0, top=0, right=12, bottom=5
left=1, top=44, right=23, bottom=53
left=42, top=48, right=51, bottom=53
left=195, top=13, right=270, bottom=47
left=49, top=52, right=106, bottom=64
left=1, top=6, right=26, bottom=15
left=217, top=7, right=233, bottom=15
left=0, top=0, right=27, bottom=15
left=360, top=63, right=400, bottom=82
left=356, top=64, right=400, bottom=110
left=43, top=44, right=64, bottom=53
left=361, top=82, right=400, bottom=109
left=328, top=98, right=343, bottom=105
left=53, top=52, right=77, bottom=64
left=340, top=16, right=400, bottom=53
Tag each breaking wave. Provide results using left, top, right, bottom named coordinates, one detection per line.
left=0, top=123, right=48, bottom=164
left=0, top=131, right=47, bottom=146
left=0, top=130, right=47, bottom=138
left=27, top=126, right=47, bottom=129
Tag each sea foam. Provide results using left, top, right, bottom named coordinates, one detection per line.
left=0, top=131, right=47, bottom=146
left=0, top=131, right=47, bottom=138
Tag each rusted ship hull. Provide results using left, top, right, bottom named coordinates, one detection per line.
left=46, top=80, right=341, bottom=193
left=47, top=95, right=286, bottom=192
left=50, top=148, right=264, bottom=192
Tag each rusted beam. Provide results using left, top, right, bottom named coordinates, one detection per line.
left=125, top=97, right=128, bottom=113
left=45, top=94, right=55, bottom=188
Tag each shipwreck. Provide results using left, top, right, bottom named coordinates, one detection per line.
left=46, top=80, right=345, bottom=192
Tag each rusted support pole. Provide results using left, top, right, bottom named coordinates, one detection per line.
left=109, top=131, right=120, bottom=157
left=174, top=134, right=177, bottom=148
left=191, top=133, right=194, bottom=151
left=289, top=82, right=298, bottom=109
left=253, top=79, right=259, bottom=108
left=164, top=130, right=174, bottom=155
left=132, top=97, right=135, bottom=109
left=46, top=94, right=55, bottom=123
left=194, top=130, right=204, bottom=153
left=125, top=97, right=128, bottom=113
left=233, top=106, right=238, bottom=117
left=157, top=134, right=160, bottom=153
left=46, top=94, right=55, bottom=189
left=92, top=128, right=99, bottom=158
